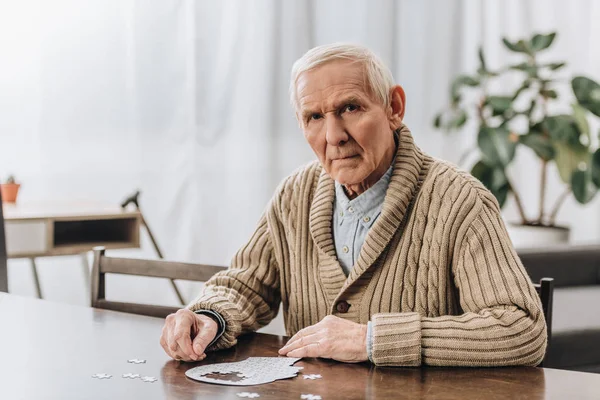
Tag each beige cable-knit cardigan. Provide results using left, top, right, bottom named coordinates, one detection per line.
left=189, top=125, right=547, bottom=367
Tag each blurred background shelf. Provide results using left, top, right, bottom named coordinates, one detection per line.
left=3, top=202, right=141, bottom=298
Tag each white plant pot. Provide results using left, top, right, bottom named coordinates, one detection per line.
left=506, top=223, right=570, bottom=249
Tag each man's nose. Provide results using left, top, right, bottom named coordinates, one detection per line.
left=325, top=115, right=349, bottom=146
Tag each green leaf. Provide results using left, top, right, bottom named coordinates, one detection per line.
left=543, top=115, right=581, bottom=146
left=433, top=113, right=442, bottom=128
left=436, top=109, right=468, bottom=130
left=572, top=76, right=600, bottom=117
left=502, top=38, right=531, bottom=54
left=470, top=161, right=510, bottom=207
left=571, top=168, right=597, bottom=204
left=478, top=47, right=487, bottom=72
left=451, top=75, right=480, bottom=102
left=592, top=149, right=600, bottom=188
left=478, top=126, right=517, bottom=167
left=530, top=32, right=556, bottom=52
left=512, top=80, right=531, bottom=101
left=478, top=67, right=498, bottom=77
left=519, top=133, right=555, bottom=161
left=571, top=103, right=591, bottom=144
left=450, top=109, right=468, bottom=129
left=509, top=62, right=538, bottom=77
left=493, top=182, right=510, bottom=208
left=510, top=62, right=531, bottom=71
left=547, top=62, right=566, bottom=71
left=486, top=96, right=513, bottom=116
left=554, top=142, right=591, bottom=184
left=540, top=89, right=558, bottom=99
left=526, top=99, right=536, bottom=117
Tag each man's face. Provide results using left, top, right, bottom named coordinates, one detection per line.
left=296, top=60, right=403, bottom=187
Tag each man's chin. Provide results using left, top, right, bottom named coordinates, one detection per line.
left=331, top=171, right=364, bottom=186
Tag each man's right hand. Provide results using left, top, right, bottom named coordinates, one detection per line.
left=160, top=309, right=218, bottom=362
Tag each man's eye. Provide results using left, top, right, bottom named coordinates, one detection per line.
left=309, top=114, right=323, bottom=121
left=342, top=104, right=359, bottom=113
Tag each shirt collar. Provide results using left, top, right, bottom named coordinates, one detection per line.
left=334, top=160, right=394, bottom=227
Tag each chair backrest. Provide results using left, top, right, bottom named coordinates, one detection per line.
left=532, top=277, right=554, bottom=342
left=532, top=277, right=554, bottom=367
left=91, top=247, right=227, bottom=318
left=0, top=190, right=8, bottom=292
left=518, top=245, right=600, bottom=287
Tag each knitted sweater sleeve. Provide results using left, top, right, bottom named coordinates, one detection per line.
left=187, top=209, right=281, bottom=351
left=370, top=190, right=547, bottom=367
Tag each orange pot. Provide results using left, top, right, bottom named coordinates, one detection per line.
left=0, top=183, right=20, bottom=203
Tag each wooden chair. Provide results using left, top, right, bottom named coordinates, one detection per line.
left=0, top=190, right=7, bottom=292
left=91, top=246, right=227, bottom=318
left=533, top=277, right=554, bottom=366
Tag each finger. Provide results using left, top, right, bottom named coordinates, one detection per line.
left=160, top=323, right=177, bottom=359
left=281, top=323, right=322, bottom=351
left=171, top=313, right=194, bottom=355
left=279, top=323, right=323, bottom=354
left=192, top=322, right=218, bottom=356
left=279, top=331, right=321, bottom=355
left=163, top=314, right=178, bottom=353
left=171, top=339, right=206, bottom=362
left=160, top=334, right=173, bottom=358
left=174, top=315, right=197, bottom=360
left=167, top=333, right=193, bottom=362
left=287, top=342, right=323, bottom=359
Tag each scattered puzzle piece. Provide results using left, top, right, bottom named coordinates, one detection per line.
left=237, top=392, right=260, bottom=398
left=91, top=373, right=112, bottom=379
left=122, top=373, right=140, bottom=379
left=141, top=376, right=158, bottom=383
left=127, top=358, right=146, bottom=364
left=301, top=395, right=321, bottom=400
left=302, top=374, right=322, bottom=380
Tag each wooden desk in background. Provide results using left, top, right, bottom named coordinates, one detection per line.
left=0, top=293, right=599, bottom=399
left=3, top=202, right=141, bottom=298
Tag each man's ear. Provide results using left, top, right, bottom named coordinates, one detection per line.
left=388, top=85, right=406, bottom=131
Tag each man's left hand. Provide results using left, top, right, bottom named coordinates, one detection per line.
left=278, top=315, right=368, bottom=363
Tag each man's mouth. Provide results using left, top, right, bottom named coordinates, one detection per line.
left=333, top=154, right=359, bottom=161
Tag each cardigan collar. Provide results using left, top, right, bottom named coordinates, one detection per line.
left=309, top=124, right=430, bottom=303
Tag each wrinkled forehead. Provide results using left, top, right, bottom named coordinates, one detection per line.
left=296, top=60, right=373, bottom=109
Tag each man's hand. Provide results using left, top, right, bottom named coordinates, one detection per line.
left=278, top=315, right=368, bottom=363
left=160, top=309, right=218, bottom=362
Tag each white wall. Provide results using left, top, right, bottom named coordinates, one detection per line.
left=1, top=1, right=599, bottom=336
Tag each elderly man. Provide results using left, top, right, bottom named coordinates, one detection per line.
left=160, top=43, right=547, bottom=367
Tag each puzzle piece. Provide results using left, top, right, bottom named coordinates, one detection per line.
left=91, top=373, right=112, bottom=379
left=301, top=395, right=321, bottom=400
left=141, top=376, right=158, bottom=383
left=237, top=393, right=260, bottom=398
left=302, top=374, right=322, bottom=380
left=122, top=373, right=140, bottom=379
left=127, top=358, right=146, bottom=364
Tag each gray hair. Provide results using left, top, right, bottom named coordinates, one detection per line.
left=289, top=43, right=395, bottom=112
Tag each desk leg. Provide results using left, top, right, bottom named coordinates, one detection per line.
left=29, top=258, right=43, bottom=299
left=81, top=253, right=91, bottom=302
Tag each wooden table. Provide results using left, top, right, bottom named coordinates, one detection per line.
left=1, top=294, right=599, bottom=400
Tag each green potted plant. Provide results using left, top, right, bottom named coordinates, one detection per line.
left=433, top=32, right=600, bottom=246
left=0, top=175, right=21, bottom=203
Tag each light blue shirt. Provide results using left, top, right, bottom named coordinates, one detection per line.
left=332, top=165, right=394, bottom=276
left=332, top=163, right=394, bottom=363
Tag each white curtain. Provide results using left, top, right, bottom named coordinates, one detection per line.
left=1, top=0, right=599, bottom=314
